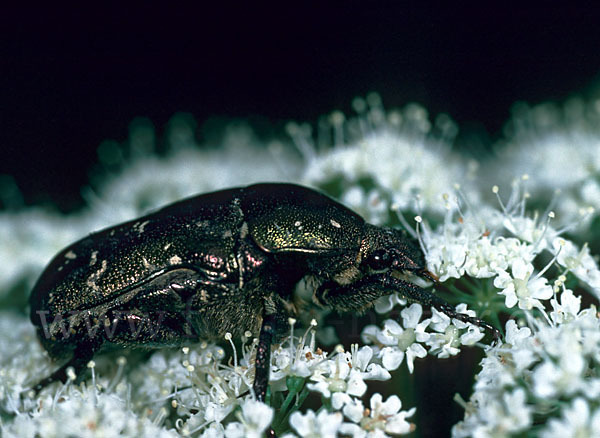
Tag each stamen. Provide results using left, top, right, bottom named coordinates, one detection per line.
left=492, top=185, right=508, bottom=214
left=288, top=317, right=297, bottom=354
left=532, top=211, right=554, bottom=251
left=87, top=360, right=97, bottom=403
left=225, top=332, right=238, bottom=368
left=153, top=407, right=167, bottom=426
left=394, top=206, right=418, bottom=239
left=285, top=121, right=316, bottom=162
left=414, top=216, right=428, bottom=258
left=329, top=111, right=345, bottom=146
left=106, top=356, right=127, bottom=393
left=535, top=238, right=563, bottom=279
left=556, top=206, right=595, bottom=234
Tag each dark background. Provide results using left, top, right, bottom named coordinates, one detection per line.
left=2, top=5, right=600, bottom=212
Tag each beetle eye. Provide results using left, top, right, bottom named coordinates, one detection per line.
left=366, top=250, right=391, bottom=271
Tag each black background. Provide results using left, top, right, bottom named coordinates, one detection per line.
left=2, top=4, right=600, bottom=211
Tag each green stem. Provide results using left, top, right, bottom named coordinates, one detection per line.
left=274, top=387, right=311, bottom=433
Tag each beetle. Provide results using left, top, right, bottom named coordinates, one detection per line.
left=29, top=183, right=499, bottom=400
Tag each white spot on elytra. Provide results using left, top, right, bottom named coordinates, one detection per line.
left=163, top=243, right=172, bottom=251
left=65, top=250, right=77, bottom=260
left=135, top=220, right=150, bottom=234
left=223, top=229, right=233, bottom=238
left=330, top=219, right=341, bottom=228
left=142, top=257, right=151, bottom=269
left=89, top=250, right=98, bottom=266
left=240, top=222, right=249, bottom=239
left=86, top=259, right=108, bottom=292
left=294, top=221, right=301, bottom=227
left=169, top=255, right=182, bottom=265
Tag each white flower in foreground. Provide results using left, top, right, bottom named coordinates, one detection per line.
left=540, top=397, right=600, bottom=438
left=454, top=309, right=600, bottom=437
left=2, top=389, right=178, bottom=438
left=550, top=287, right=582, bottom=325
left=288, top=409, right=343, bottom=438
left=0, top=313, right=56, bottom=411
left=554, top=238, right=600, bottom=299
left=224, top=399, right=273, bottom=438
left=339, top=393, right=415, bottom=437
left=452, top=387, right=532, bottom=437
left=493, top=258, right=553, bottom=310
left=307, top=350, right=369, bottom=399
left=425, top=308, right=462, bottom=358
left=362, top=304, right=429, bottom=373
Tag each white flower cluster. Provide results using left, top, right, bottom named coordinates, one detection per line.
left=414, top=183, right=600, bottom=436
left=3, top=94, right=600, bottom=436
left=454, top=311, right=600, bottom=437
left=487, top=98, right=600, bottom=228
left=3, top=387, right=180, bottom=438
left=124, top=324, right=416, bottom=437
left=302, top=95, right=479, bottom=222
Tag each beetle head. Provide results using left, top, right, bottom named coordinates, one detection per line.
left=361, top=224, right=436, bottom=283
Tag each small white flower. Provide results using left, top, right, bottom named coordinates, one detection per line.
left=224, top=399, right=273, bottom=438
left=308, top=352, right=367, bottom=399
left=348, top=345, right=390, bottom=381
left=353, top=393, right=416, bottom=436
left=493, top=258, right=553, bottom=310
left=289, top=409, right=343, bottom=438
left=364, top=304, right=430, bottom=373
left=550, top=288, right=582, bottom=325
left=554, top=238, right=600, bottom=298
left=425, top=308, right=461, bottom=358
left=541, top=398, right=600, bottom=438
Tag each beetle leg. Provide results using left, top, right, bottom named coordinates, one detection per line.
left=316, top=274, right=501, bottom=340
left=253, top=313, right=276, bottom=402
left=386, top=276, right=502, bottom=340
left=29, top=343, right=98, bottom=395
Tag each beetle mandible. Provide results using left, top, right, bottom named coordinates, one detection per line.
left=29, top=183, right=499, bottom=399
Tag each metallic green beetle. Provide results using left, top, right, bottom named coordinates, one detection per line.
left=29, top=183, right=498, bottom=399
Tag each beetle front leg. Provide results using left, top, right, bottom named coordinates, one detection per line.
left=29, top=341, right=100, bottom=395
left=316, top=274, right=501, bottom=339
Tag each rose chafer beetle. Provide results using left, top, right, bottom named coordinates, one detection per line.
left=29, top=183, right=499, bottom=399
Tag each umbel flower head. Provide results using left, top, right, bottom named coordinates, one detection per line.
left=2, top=93, right=600, bottom=437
